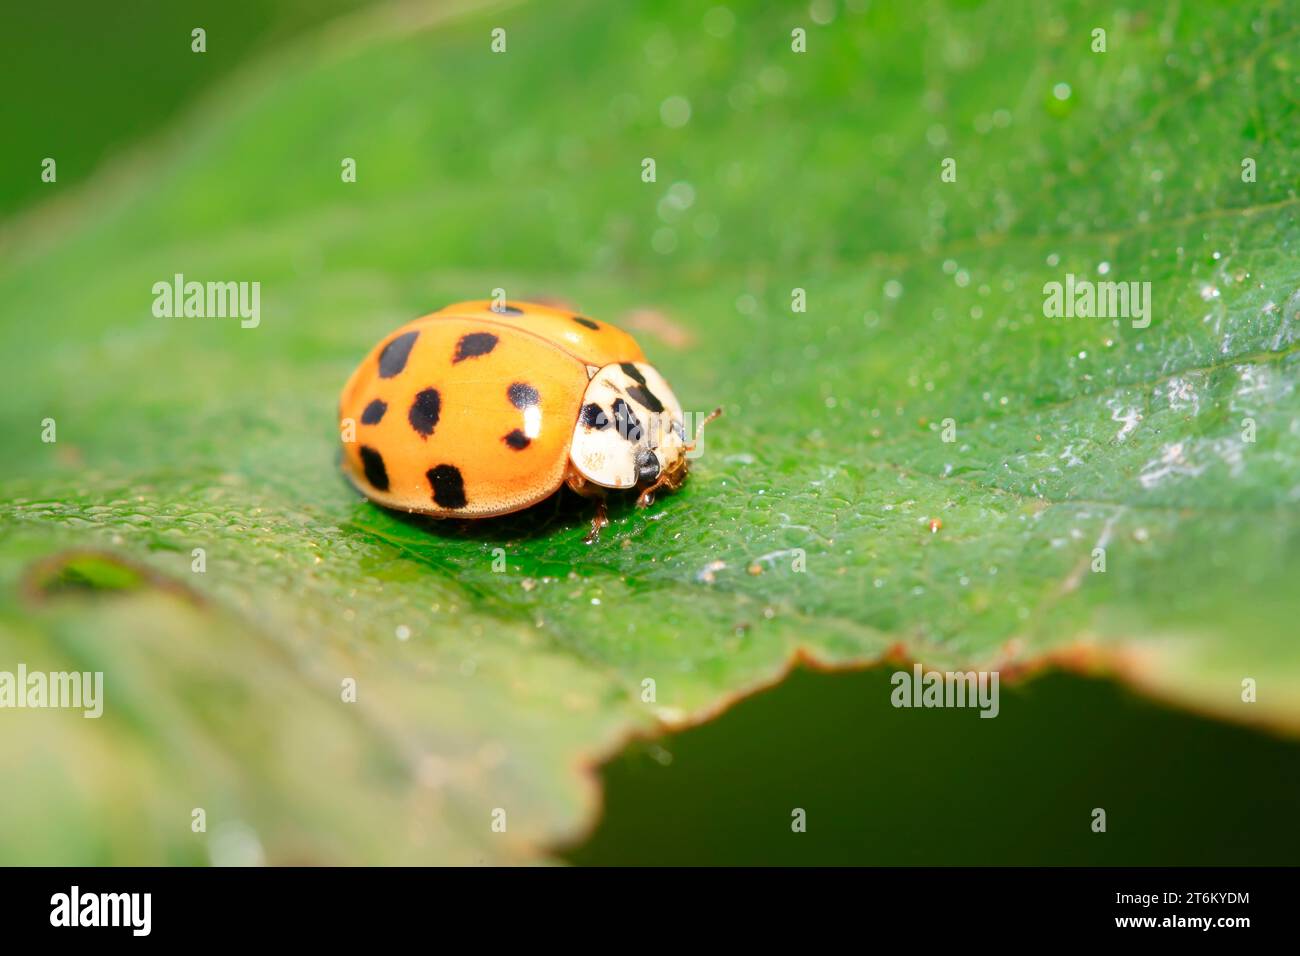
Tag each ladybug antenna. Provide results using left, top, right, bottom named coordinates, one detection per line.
left=684, top=406, right=723, bottom=452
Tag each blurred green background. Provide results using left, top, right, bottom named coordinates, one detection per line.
left=2, top=0, right=1299, bottom=865
left=0, top=0, right=368, bottom=218
left=568, top=667, right=1300, bottom=865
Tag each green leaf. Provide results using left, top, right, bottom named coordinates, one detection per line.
left=2, top=0, right=1299, bottom=863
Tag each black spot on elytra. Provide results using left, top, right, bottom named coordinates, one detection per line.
left=503, top=429, right=530, bottom=450
left=580, top=403, right=610, bottom=429
left=427, top=464, right=467, bottom=509
left=408, top=388, right=441, bottom=437
left=492, top=304, right=524, bottom=315
left=612, top=398, right=643, bottom=442
left=378, top=330, right=418, bottom=378
left=360, top=399, right=387, bottom=425
left=627, top=384, right=665, bottom=414
left=573, top=316, right=599, bottom=330
left=359, top=446, right=389, bottom=491
left=619, top=363, right=646, bottom=385
left=508, top=382, right=539, bottom=409
left=454, top=332, right=499, bottom=363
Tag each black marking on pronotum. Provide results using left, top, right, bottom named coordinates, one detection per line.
left=508, top=382, right=539, bottom=408
left=503, top=429, right=530, bottom=450
left=580, top=403, right=610, bottom=430
left=612, top=398, right=643, bottom=442
left=427, top=464, right=467, bottom=508
left=408, top=388, right=442, bottom=437
left=454, top=332, right=499, bottom=363
left=619, top=363, right=647, bottom=386
left=360, top=446, right=389, bottom=490
left=360, top=399, right=388, bottom=425
left=573, top=316, right=599, bottom=330
left=378, top=330, right=418, bottom=378
left=627, top=384, right=664, bottom=414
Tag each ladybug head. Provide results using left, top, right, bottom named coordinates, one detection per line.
left=569, top=362, right=695, bottom=503
left=634, top=405, right=721, bottom=508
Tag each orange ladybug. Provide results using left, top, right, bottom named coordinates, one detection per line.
left=338, top=300, right=718, bottom=538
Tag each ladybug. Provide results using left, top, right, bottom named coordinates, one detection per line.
left=338, top=299, right=719, bottom=539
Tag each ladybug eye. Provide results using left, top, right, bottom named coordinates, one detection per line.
left=636, top=450, right=661, bottom=483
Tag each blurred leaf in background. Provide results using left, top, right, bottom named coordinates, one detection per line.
left=567, top=667, right=1300, bottom=865
left=1, top=0, right=1299, bottom=864
left=0, top=0, right=368, bottom=218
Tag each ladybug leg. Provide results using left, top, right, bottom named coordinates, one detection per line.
left=636, top=481, right=664, bottom=509
left=636, top=461, right=687, bottom=508
left=584, top=497, right=609, bottom=545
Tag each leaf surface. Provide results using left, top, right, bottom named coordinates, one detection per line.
left=2, top=0, right=1299, bottom=863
